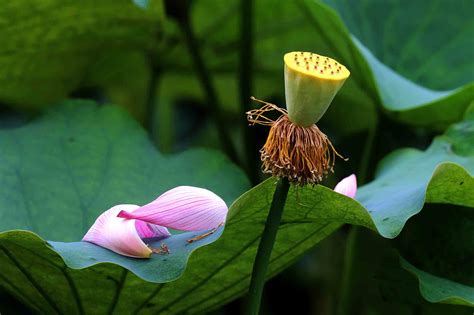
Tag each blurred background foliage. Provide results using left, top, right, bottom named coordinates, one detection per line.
left=0, top=0, right=473, bottom=314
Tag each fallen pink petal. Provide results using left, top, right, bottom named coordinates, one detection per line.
left=82, top=204, right=170, bottom=258
left=334, top=174, right=357, bottom=199
left=117, top=186, right=228, bottom=231
left=135, top=220, right=171, bottom=239
left=83, top=186, right=228, bottom=258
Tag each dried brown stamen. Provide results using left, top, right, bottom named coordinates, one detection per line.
left=150, top=243, right=170, bottom=255
left=186, top=223, right=223, bottom=243
left=247, top=97, right=346, bottom=186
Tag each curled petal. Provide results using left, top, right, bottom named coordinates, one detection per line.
left=135, top=220, right=171, bottom=239
left=118, top=186, right=228, bottom=231
left=83, top=204, right=170, bottom=258
left=334, top=174, right=357, bottom=199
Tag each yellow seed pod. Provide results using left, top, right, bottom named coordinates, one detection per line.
left=284, top=51, right=350, bottom=127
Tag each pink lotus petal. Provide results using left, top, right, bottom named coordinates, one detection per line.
left=135, top=220, right=171, bottom=239
left=118, top=186, right=228, bottom=231
left=83, top=204, right=170, bottom=258
left=334, top=174, right=357, bottom=199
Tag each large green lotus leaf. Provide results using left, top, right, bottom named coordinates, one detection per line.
left=167, top=111, right=474, bottom=313
left=0, top=0, right=162, bottom=110
left=2, top=112, right=474, bottom=313
left=324, top=0, right=473, bottom=90
left=351, top=37, right=474, bottom=128
left=0, top=101, right=249, bottom=313
left=122, top=111, right=474, bottom=314
left=304, top=0, right=474, bottom=129
left=126, top=182, right=375, bottom=314
left=1, top=103, right=473, bottom=313
left=357, top=110, right=474, bottom=238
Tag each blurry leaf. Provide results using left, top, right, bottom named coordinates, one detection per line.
left=132, top=0, right=151, bottom=9
left=358, top=155, right=473, bottom=238
left=352, top=38, right=474, bottom=128
left=0, top=0, right=163, bottom=110
left=84, top=51, right=153, bottom=121
left=324, top=0, right=473, bottom=90
left=159, top=0, right=473, bottom=134
left=0, top=101, right=250, bottom=313
left=396, top=201, right=474, bottom=307
left=401, top=258, right=474, bottom=306
left=304, top=0, right=474, bottom=129
left=335, top=228, right=473, bottom=314
left=357, top=105, right=474, bottom=238
left=158, top=0, right=378, bottom=135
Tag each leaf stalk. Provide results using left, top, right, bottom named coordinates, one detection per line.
left=245, top=177, right=290, bottom=315
left=179, top=10, right=239, bottom=164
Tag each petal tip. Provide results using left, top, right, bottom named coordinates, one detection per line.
left=334, top=174, right=357, bottom=199
left=126, top=186, right=229, bottom=231
left=82, top=204, right=153, bottom=258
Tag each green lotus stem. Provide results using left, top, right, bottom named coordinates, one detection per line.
left=337, top=226, right=359, bottom=315
left=246, top=177, right=290, bottom=315
left=179, top=13, right=239, bottom=164
left=338, top=123, right=375, bottom=314
left=145, top=62, right=160, bottom=138
left=358, top=122, right=378, bottom=184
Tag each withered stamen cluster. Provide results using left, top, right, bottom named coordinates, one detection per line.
left=247, top=97, right=346, bottom=186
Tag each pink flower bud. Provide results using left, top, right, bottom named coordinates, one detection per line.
left=334, top=174, right=357, bottom=198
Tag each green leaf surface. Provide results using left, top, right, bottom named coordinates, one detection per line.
left=357, top=111, right=474, bottom=238
left=0, top=101, right=249, bottom=313
left=139, top=181, right=374, bottom=314
left=179, top=111, right=474, bottom=312
left=0, top=0, right=162, bottom=109
left=351, top=37, right=474, bottom=127
left=325, top=0, right=473, bottom=90
left=2, top=104, right=474, bottom=313
left=138, top=110, right=474, bottom=313
left=358, top=161, right=474, bottom=238
left=401, top=257, right=474, bottom=306
left=306, top=0, right=474, bottom=128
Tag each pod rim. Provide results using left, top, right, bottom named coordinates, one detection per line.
left=284, top=51, right=350, bottom=81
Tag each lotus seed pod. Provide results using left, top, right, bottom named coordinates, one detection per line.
left=284, top=51, right=350, bottom=127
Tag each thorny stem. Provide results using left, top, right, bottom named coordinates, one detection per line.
left=179, top=12, right=239, bottom=164
left=239, top=0, right=258, bottom=184
left=246, top=177, right=290, bottom=315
